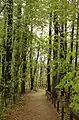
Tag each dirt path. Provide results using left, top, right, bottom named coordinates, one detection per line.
left=7, top=89, right=58, bottom=120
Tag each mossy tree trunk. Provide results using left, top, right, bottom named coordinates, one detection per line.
left=5, top=0, right=13, bottom=106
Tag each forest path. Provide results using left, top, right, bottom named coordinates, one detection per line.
left=7, top=89, right=58, bottom=120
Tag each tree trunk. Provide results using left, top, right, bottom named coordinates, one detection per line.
left=75, top=13, right=79, bottom=69
left=30, top=25, right=34, bottom=90
left=70, top=20, right=74, bottom=64
left=5, top=0, right=13, bottom=106
left=47, top=12, right=52, bottom=92
left=52, top=12, right=58, bottom=87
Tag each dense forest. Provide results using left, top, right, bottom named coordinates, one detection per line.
left=0, top=0, right=79, bottom=119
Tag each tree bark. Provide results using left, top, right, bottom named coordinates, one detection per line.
left=47, top=12, right=52, bottom=92
left=52, top=12, right=58, bottom=87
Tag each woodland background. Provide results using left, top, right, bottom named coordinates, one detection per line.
left=0, top=0, right=79, bottom=119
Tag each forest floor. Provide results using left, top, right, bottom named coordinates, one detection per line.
left=7, top=89, right=58, bottom=120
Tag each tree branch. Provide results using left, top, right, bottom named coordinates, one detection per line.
left=0, top=4, right=6, bottom=14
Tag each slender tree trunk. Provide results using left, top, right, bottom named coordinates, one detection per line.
left=39, top=57, right=43, bottom=88
left=75, top=13, right=79, bottom=69
left=21, top=55, right=26, bottom=94
left=60, top=23, right=65, bottom=80
left=6, top=0, right=13, bottom=82
left=13, top=4, right=22, bottom=103
left=52, top=12, right=58, bottom=87
left=47, top=12, right=52, bottom=92
left=5, top=0, right=13, bottom=106
left=34, top=47, right=40, bottom=76
left=21, top=29, right=28, bottom=94
left=70, top=20, right=74, bottom=64
left=64, top=22, right=67, bottom=60
left=1, top=0, right=7, bottom=108
left=68, top=2, right=75, bottom=98
left=30, top=25, right=34, bottom=90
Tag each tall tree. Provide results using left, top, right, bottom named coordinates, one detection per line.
left=47, top=12, right=52, bottom=92
left=30, top=25, right=34, bottom=90
left=4, top=0, right=13, bottom=106
left=52, top=11, right=58, bottom=87
left=75, top=10, right=79, bottom=70
left=12, top=3, right=22, bottom=102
